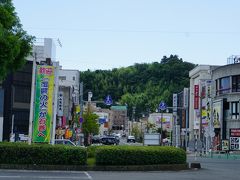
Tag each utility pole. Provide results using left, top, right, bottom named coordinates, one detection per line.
left=160, top=110, right=163, bottom=146
left=51, top=61, right=59, bottom=145
left=79, top=82, right=83, bottom=119
left=132, top=106, right=136, bottom=136
left=184, top=88, right=189, bottom=149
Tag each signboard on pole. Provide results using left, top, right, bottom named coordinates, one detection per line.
left=183, top=88, right=189, bottom=108
left=173, top=94, right=177, bottom=112
left=33, top=65, right=54, bottom=143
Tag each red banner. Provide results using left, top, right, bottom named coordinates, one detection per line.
left=194, top=85, right=199, bottom=109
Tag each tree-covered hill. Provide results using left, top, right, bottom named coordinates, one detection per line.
left=80, top=55, right=196, bottom=120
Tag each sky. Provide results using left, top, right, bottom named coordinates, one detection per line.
left=13, top=0, right=240, bottom=71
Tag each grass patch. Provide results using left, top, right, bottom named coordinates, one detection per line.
left=87, top=158, right=96, bottom=166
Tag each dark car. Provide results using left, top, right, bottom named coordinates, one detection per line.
left=92, top=135, right=102, bottom=144
left=55, top=139, right=76, bottom=146
left=101, top=136, right=119, bottom=145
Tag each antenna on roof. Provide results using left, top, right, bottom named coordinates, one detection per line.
left=57, top=38, right=62, bottom=48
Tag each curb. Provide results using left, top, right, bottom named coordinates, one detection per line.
left=0, top=163, right=189, bottom=171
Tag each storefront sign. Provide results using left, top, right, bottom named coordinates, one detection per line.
left=58, top=91, right=63, bottom=116
left=194, top=85, right=199, bottom=109
left=230, top=137, right=240, bottom=150
left=230, top=128, right=240, bottom=137
left=229, top=128, right=240, bottom=150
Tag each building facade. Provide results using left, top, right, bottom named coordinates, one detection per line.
left=189, top=65, right=218, bottom=142
left=110, top=106, right=128, bottom=134
left=0, top=38, right=57, bottom=141
left=211, top=63, right=240, bottom=150
left=189, top=63, right=240, bottom=151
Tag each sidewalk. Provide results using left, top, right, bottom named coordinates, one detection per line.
left=187, top=151, right=240, bottom=160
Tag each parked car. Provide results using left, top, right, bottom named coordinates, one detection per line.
left=127, top=135, right=136, bottom=143
left=92, top=135, right=102, bottom=144
left=55, top=139, right=76, bottom=146
left=101, top=136, right=119, bottom=145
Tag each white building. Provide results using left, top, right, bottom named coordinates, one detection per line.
left=58, top=69, right=80, bottom=126
left=189, top=65, right=218, bottom=142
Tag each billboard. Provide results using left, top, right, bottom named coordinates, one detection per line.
left=194, top=85, right=199, bottom=109
left=33, top=65, right=54, bottom=143
left=57, top=91, right=63, bottom=116
left=148, top=113, right=173, bottom=132
left=230, top=128, right=240, bottom=150
left=212, top=100, right=222, bottom=129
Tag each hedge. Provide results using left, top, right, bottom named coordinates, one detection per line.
left=0, top=142, right=87, bottom=165
left=95, top=146, right=186, bottom=166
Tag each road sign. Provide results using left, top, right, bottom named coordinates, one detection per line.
left=79, top=117, right=83, bottom=123
left=159, top=101, right=167, bottom=111
left=104, top=95, right=113, bottom=106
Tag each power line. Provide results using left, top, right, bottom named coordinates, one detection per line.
left=25, top=27, right=240, bottom=35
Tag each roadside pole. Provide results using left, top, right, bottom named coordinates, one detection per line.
left=184, top=88, right=189, bottom=149
left=51, top=62, right=59, bottom=145
left=28, top=53, right=36, bottom=145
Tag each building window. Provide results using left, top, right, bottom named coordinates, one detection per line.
left=232, top=75, right=240, bottom=92
left=14, top=86, right=31, bottom=103
left=59, top=76, right=66, bottom=80
left=231, top=102, right=239, bottom=120
left=219, top=77, right=230, bottom=94
left=73, top=76, right=75, bottom=81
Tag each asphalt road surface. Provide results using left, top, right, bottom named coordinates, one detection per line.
left=0, top=156, right=239, bottom=180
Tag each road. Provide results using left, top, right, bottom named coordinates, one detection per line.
left=0, top=156, right=239, bottom=180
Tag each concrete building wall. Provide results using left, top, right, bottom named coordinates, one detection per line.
left=212, top=63, right=240, bottom=141
left=0, top=38, right=58, bottom=141
left=59, top=69, right=80, bottom=105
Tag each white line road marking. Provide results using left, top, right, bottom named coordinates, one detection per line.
left=0, top=176, right=21, bottom=178
left=84, top=172, right=93, bottom=179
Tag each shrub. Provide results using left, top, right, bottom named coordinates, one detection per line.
left=95, top=146, right=186, bottom=165
left=87, top=145, right=102, bottom=158
left=0, top=142, right=87, bottom=165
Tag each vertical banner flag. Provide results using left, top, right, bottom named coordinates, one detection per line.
left=33, top=65, right=54, bottom=143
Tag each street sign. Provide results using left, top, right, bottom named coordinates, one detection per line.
left=159, top=101, right=167, bottom=111
left=104, top=95, right=113, bottom=106
left=172, top=94, right=178, bottom=112
left=79, top=117, right=84, bottom=123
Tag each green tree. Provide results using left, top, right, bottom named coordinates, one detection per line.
left=82, top=107, right=99, bottom=146
left=80, top=55, right=196, bottom=115
left=0, top=0, right=34, bottom=80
